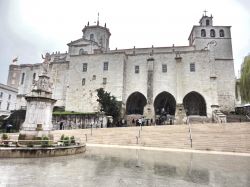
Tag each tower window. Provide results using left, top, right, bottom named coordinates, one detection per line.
left=21, top=73, right=25, bottom=85
left=162, top=64, right=167, bottom=73
left=103, top=78, right=107, bottom=85
left=83, top=63, right=88, bottom=72
left=90, top=34, right=94, bottom=41
left=135, top=66, right=139, bottom=74
left=201, top=29, right=206, bottom=37
left=219, top=29, right=225, bottom=37
left=190, top=63, right=195, bottom=72
left=103, top=61, right=109, bottom=71
left=79, top=48, right=83, bottom=55
left=6, top=102, right=10, bottom=110
left=206, top=20, right=210, bottom=26
left=82, top=78, right=86, bottom=86
left=210, top=29, right=215, bottom=37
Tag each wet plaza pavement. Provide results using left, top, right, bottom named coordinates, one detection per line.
left=0, top=147, right=250, bottom=187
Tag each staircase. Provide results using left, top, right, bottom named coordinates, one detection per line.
left=52, top=123, right=250, bottom=153
left=212, top=110, right=227, bottom=123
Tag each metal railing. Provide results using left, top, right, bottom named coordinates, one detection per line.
left=187, top=117, right=193, bottom=148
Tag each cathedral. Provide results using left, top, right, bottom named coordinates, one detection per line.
left=7, top=13, right=235, bottom=123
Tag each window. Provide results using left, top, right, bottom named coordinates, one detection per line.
left=0, top=92, right=3, bottom=98
left=103, top=62, right=109, bottom=71
left=162, top=64, right=167, bottom=73
left=92, top=75, right=96, bottom=80
left=82, top=78, right=86, bottom=86
left=6, top=102, right=10, bottom=110
left=0, top=101, right=1, bottom=109
left=219, top=29, right=224, bottom=37
left=201, top=29, right=206, bottom=37
left=79, top=48, right=83, bottom=55
left=8, top=94, right=11, bottom=100
left=190, top=63, right=195, bottom=72
left=210, top=29, right=215, bottom=37
left=21, top=73, right=25, bottom=85
left=206, top=20, right=210, bottom=26
left=83, top=63, right=88, bottom=72
left=103, top=78, right=107, bottom=85
left=90, top=34, right=94, bottom=41
left=33, top=73, right=36, bottom=80
left=135, top=66, right=139, bottom=74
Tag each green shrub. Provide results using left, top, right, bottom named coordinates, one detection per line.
left=2, top=133, right=9, bottom=140
left=70, top=136, right=76, bottom=144
left=63, top=136, right=70, bottom=146
left=60, top=134, right=65, bottom=141
left=41, top=136, right=50, bottom=147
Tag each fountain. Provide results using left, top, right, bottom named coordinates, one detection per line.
left=0, top=53, right=85, bottom=158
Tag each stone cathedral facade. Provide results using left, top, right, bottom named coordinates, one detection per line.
left=7, top=14, right=235, bottom=122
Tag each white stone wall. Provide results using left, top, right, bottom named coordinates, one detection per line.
left=65, top=53, right=125, bottom=113
left=0, top=84, right=17, bottom=115
left=124, top=50, right=214, bottom=117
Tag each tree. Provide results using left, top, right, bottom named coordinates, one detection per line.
left=240, top=56, right=250, bottom=102
left=96, top=88, right=121, bottom=124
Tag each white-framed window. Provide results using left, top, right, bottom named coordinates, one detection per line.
left=103, top=61, right=109, bottom=71
left=162, top=64, right=167, bottom=73
left=82, top=78, right=86, bottom=86
left=83, top=63, right=88, bottom=72
left=103, top=78, right=107, bottom=85
left=190, top=63, right=195, bottom=72
left=135, top=66, right=139, bottom=74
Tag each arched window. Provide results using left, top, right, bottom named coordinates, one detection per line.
left=79, top=48, right=84, bottom=55
left=201, top=29, right=206, bottom=37
left=206, top=20, right=210, bottom=26
left=90, top=34, right=94, bottom=41
left=210, top=29, right=215, bottom=37
left=219, top=29, right=224, bottom=37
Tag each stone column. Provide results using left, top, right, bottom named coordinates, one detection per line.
left=175, top=53, right=187, bottom=124
left=143, top=56, right=155, bottom=120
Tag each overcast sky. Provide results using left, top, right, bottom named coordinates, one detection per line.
left=0, top=0, right=249, bottom=84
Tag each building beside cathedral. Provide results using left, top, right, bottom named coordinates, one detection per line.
left=7, top=13, right=235, bottom=123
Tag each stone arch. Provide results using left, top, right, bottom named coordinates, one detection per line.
left=126, top=92, right=147, bottom=115
left=154, top=92, right=176, bottom=115
left=183, top=91, right=207, bottom=116
left=201, top=29, right=206, bottom=37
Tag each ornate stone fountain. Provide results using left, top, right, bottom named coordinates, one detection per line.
left=19, top=53, right=56, bottom=140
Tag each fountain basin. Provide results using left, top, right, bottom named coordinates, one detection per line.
left=0, top=144, right=86, bottom=158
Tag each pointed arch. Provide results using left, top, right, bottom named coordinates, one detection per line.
left=126, top=92, right=147, bottom=115
left=183, top=91, right=207, bottom=116
left=154, top=92, right=176, bottom=115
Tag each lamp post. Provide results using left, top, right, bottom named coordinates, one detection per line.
left=99, top=111, right=105, bottom=128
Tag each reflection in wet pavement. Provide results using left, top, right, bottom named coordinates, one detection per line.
left=0, top=147, right=250, bottom=186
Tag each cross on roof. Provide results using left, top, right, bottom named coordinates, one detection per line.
left=204, top=10, right=208, bottom=16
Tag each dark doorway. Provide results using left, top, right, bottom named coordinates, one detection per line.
left=154, top=92, right=176, bottom=115
left=126, top=92, right=147, bottom=115
left=183, top=91, right=207, bottom=116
